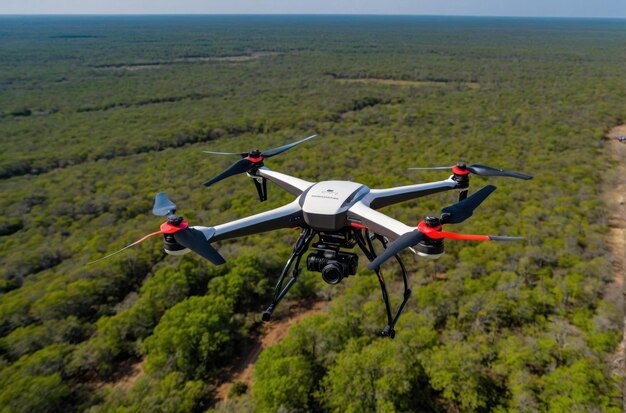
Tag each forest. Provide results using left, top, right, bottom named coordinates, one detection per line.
left=0, top=15, right=625, bottom=412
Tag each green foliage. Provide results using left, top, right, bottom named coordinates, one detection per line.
left=0, top=373, right=71, bottom=413
left=1, top=316, right=90, bottom=361
left=0, top=15, right=624, bottom=413
left=88, top=372, right=209, bottom=413
left=253, top=354, right=315, bottom=412
left=228, top=381, right=248, bottom=398
left=0, top=344, right=75, bottom=413
left=143, top=295, right=234, bottom=379
left=423, top=339, right=500, bottom=412
left=538, top=359, right=620, bottom=413
left=66, top=263, right=213, bottom=378
left=207, top=253, right=283, bottom=312
left=321, top=314, right=441, bottom=412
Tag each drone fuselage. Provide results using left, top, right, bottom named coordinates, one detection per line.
left=188, top=167, right=460, bottom=250
left=300, top=180, right=368, bottom=231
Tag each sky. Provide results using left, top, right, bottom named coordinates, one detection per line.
left=0, top=0, right=624, bottom=18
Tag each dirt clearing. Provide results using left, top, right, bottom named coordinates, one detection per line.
left=604, top=124, right=626, bottom=409
left=335, top=78, right=480, bottom=89
left=215, top=300, right=328, bottom=400
left=96, top=52, right=281, bottom=71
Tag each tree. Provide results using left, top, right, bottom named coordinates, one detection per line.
left=252, top=353, right=315, bottom=413
left=142, top=295, right=234, bottom=379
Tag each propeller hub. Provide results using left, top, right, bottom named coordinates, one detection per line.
left=424, top=216, right=441, bottom=228
left=167, top=215, right=184, bottom=226
left=452, top=163, right=470, bottom=176
left=160, top=220, right=189, bottom=234
left=247, top=149, right=264, bottom=163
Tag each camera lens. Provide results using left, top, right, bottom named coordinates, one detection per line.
left=321, top=262, right=344, bottom=285
left=306, top=253, right=327, bottom=272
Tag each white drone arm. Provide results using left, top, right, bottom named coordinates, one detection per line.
left=192, top=199, right=304, bottom=242
left=347, top=201, right=415, bottom=241
left=255, top=167, right=314, bottom=196
left=362, top=178, right=458, bottom=209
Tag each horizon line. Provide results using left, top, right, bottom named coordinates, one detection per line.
left=0, top=13, right=625, bottom=20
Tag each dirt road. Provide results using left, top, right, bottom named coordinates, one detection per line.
left=215, top=300, right=328, bottom=400
left=604, top=125, right=626, bottom=410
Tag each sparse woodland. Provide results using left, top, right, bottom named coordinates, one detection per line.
left=0, top=16, right=624, bottom=412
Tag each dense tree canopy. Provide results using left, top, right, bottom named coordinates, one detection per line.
left=0, top=15, right=624, bottom=412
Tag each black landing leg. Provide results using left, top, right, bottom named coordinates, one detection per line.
left=262, top=228, right=315, bottom=321
left=355, top=230, right=412, bottom=339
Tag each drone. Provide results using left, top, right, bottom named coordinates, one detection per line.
left=92, top=135, right=532, bottom=338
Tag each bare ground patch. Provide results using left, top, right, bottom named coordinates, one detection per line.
left=604, top=124, right=626, bottom=409
left=215, top=300, right=328, bottom=400
left=123, top=65, right=162, bottom=71
left=95, top=52, right=281, bottom=71
left=335, top=78, right=480, bottom=89
left=175, top=52, right=281, bottom=63
left=88, top=358, right=145, bottom=391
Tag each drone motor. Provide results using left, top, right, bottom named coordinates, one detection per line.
left=415, top=216, right=444, bottom=258
left=163, top=233, right=190, bottom=256
left=415, top=239, right=444, bottom=258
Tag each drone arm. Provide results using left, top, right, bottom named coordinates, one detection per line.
left=347, top=202, right=415, bottom=241
left=193, top=199, right=305, bottom=243
left=255, top=167, right=314, bottom=196
left=362, top=178, right=458, bottom=209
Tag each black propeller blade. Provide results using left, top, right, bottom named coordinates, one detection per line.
left=368, top=185, right=513, bottom=269
left=203, top=134, right=317, bottom=187
left=203, top=158, right=255, bottom=187
left=410, top=163, right=532, bottom=180
left=440, top=185, right=496, bottom=224
left=367, top=230, right=424, bottom=270
left=173, top=227, right=225, bottom=265
left=202, top=150, right=248, bottom=156
left=465, top=164, right=532, bottom=180
left=260, top=134, right=317, bottom=158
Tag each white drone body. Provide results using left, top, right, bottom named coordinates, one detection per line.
left=96, top=135, right=531, bottom=337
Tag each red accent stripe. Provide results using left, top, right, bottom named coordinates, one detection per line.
left=436, top=232, right=490, bottom=241
left=417, top=219, right=489, bottom=241
left=88, top=230, right=164, bottom=264
left=160, top=220, right=189, bottom=234
left=246, top=156, right=264, bottom=163
left=452, top=165, right=470, bottom=175
left=350, top=222, right=369, bottom=229
left=135, top=230, right=165, bottom=243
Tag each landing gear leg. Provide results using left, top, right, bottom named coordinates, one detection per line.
left=355, top=230, right=412, bottom=339
left=262, top=228, right=315, bottom=321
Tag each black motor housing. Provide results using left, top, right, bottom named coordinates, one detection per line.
left=163, top=234, right=189, bottom=256
left=415, top=237, right=444, bottom=257
left=307, top=250, right=358, bottom=284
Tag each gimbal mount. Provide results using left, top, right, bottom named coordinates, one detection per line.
left=262, top=227, right=411, bottom=339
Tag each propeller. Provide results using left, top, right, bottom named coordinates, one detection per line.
left=368, top=185, right=523, bottom=269
left=409, top=162, right=532, bottom=180
left=89, top=193, right=225, bottom=265
left=440, top=184, right=496, bottom=224
left=202, top=134, right=317, bottom=187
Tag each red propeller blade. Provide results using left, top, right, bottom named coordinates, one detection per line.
left=89, top=219, right=190, bottom=265
left=88, top=230, right=164, bottom=265
left=417, top=220, right=524, bottom=242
